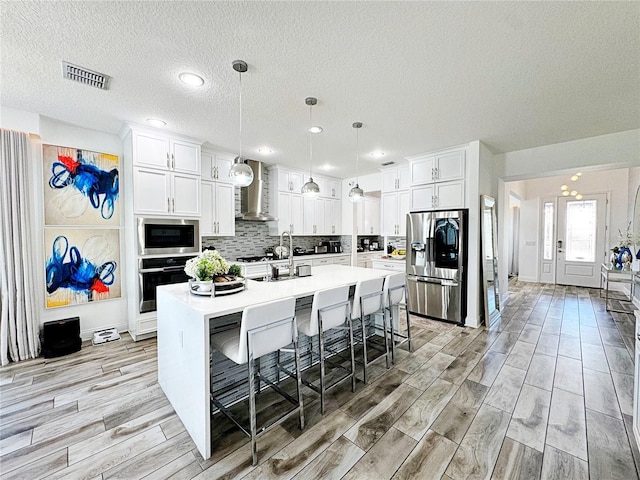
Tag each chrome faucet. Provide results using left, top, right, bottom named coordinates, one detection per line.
left=280, top=230, right=294, bottom=277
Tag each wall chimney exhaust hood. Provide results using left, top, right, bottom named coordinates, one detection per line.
left=237, top=160, right=277, bottom=221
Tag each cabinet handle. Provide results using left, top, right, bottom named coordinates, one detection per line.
left=431, top=167, right=435, bottom=180
left=172, top=198, right=175, bottom=212
left=166, top=153, right=170, bottom=169
left=171, top=153, right=175, bottom=170
left=435, top=167, right=439, bottom=180
left=167, top=197, right=170, bottom=212
left=332, top=188, right=335, bottom=197
left=371, top=227, right=373, bottom=234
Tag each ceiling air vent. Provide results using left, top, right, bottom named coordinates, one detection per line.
left=62, top=61, right=111, bottom=90
left=380, top=161, right=395, bottom=166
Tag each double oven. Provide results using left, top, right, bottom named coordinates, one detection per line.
left=137, top=218, right=199, bottom=314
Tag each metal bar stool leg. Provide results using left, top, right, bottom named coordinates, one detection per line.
left=318, top=313, right=327, bottom=414
left=292, top=327, right=305, bottom=430
left=348, top=316, right=356, bottom=392
left=360, top=298, right=369, bottom=385
left=247, top=349, right=258, bottom=466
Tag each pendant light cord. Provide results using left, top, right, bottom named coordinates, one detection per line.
left=238, top=70, right=243, bottom=162
left=309, top=104, right=313, bottom=179
left=355, top=126, right=360, bottom=185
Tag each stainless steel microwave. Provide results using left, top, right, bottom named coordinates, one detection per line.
left=137, top=218, right=200, bottom=256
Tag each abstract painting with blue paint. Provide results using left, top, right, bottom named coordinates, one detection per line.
left=43, top=145, right=120, bottom=225
left=44, top=230, right=121, bottom=308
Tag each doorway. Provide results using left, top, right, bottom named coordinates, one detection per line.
left=555, top=193, right=607, bottom=288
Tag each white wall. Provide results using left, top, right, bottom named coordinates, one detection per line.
left=517, top=198, right=540, bottom=282
left=1, top=105, right=40, bottom=133
left=6, top=111, right=128, bottom=339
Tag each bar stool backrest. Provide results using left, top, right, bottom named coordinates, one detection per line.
left=308, top=286, right=350, bottom=336
left=351, top=277, right=384, bottom=319
left=383, top=273, right=406, bottom=308
left=238, top=297, right=297, bottom=363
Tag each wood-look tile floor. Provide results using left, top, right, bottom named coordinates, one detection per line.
left=1, top=281, right=639, bottom=479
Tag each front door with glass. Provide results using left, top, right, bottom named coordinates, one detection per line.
left=556, top=193, right=606, bottom=288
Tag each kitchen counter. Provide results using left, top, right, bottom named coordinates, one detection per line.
left=156, top=265, right=389, bottom=460
left=237, top=253, right=351, bottom=278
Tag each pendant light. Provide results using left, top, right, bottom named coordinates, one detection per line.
left=349, top=122, right=364, bottom=202
left=228, top=60, right=254, bottom=187
left=301, top=97, right=320, bottom=197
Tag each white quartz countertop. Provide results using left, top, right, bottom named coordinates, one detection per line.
left=234, top=252, right=350, bottom=265
left=158, top=265, right=389, bottom=318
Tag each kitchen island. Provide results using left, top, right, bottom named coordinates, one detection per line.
left=157, top=264, right=389, bottom=460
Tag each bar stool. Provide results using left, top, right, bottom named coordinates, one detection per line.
left=210, top=297, right=304, bottom=466
left=351, top=277, right=387, bottom=384
left=294, top=285, right=355, bottom=414
left=383, top=273, right=412, bottom=364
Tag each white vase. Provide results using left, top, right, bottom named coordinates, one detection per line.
left=189, top=279, right=213, bottom=295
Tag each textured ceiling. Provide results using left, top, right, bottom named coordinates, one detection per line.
left=1, top=1, right=639, bottom=178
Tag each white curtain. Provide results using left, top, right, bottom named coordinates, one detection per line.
left=0, top=129, right=40, bottom=365
left=510, top=206, right=520, bottom=276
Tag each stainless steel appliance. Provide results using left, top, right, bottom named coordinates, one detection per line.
left=322, top=241, right=342, bottom=253
left=406, top=209, right=468, bottom=325
left=138, top=255, right=195, bottom=313
left=137, top=218, right=199, bottom=256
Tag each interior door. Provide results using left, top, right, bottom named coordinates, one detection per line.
left=556, top=193, right=606, bottom=287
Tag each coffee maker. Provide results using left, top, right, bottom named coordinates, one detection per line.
left=322, top=241, right=342, bottom=253
left=361, top=238, right=370, bottom=250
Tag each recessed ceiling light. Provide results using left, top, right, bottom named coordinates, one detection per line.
left=570, top=175, right=579, bottom=181
left=179, top=72, right=205, bottom=87
left=370, top=151, right=385, bottom=158
left=576, top=194, right=583, bottom=200
left=570, top=190, right=578, bottom=196
left=321, top=163, right=334, bottom=170
left=146, top=118, right=166, bottom=127
left=562, top=190, right=570, bottom=196
left=308, top=126, right=323, bottom=134
left=257, top=147, right=273, bottom=155
left=560, top=184, right=568, bottom=191
left=576, top=172, right=582, bottom=176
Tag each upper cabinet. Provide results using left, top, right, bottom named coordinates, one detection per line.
left=201, top=150, right=234, bottom=183
left=409, top=149, right=464, bottom=185
left=133, top=130, right=201, bottom=175
left=381, top=165, right=410, bottom=192
left=356, top=195, right=380, bottom=235
left=200, top=148, right=236, bottom=237
left=407, top=147, right=466, bottom=211
left=277, top=168, right=305, bottom=193
left=126, top=126, right=202, bottom=217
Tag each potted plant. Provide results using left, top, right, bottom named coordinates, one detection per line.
left=184, top=251, right=245, bottom=296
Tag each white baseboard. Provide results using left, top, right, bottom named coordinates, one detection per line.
left=516, top=275, right=538, bottom=283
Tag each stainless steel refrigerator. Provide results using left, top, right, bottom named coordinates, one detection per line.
left=406, top=209, right=468, bottom=325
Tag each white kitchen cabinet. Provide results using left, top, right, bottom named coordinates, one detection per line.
left=324, top=178, right=341, bottom=199
left=411, top=179, right=464, bottom=210
left=312, top=257, right=332, bottom=266
left=381, top=165, right=410, bottom=192
left=201, top=181, right=235, bottom=236
left=357, top=195, right=380, bottom=235
left=382, top=190, right=409, bottom=236
left=324, top=198, right=341, bottom=235
left=333, top=255, right=350, bottom=265
left=410, top=149, right=465, bottom=185
left=201, top=150, right=234, bottom=183
left=371, top=259, right=405, bottom=272
left=357, top=251, right=384, bottom=268
left=271, top=191, right=303, bottom=235
left=276, top=168, right=305, bottom=193
left=134, top=167, right=200, bottom=216
left=303, top=197, right=326, bottom=235
left=133, top=130, right=200, bottom=175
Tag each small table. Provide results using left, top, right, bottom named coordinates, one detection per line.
left=600, top=264, right=638, bottom=313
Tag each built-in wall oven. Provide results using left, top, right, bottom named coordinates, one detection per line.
left=137, top=218, right=200, bottom=256
left=138, top=256, right=195, bottom=313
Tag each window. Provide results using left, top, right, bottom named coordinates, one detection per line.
left=543, top=202, right=554, bottom=260
left=565, top=200, right=596, bottom=262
